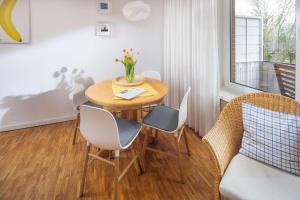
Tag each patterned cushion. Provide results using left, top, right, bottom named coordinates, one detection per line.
left=240, top=102, right=300, bottom=176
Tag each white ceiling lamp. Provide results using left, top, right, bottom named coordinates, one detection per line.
left=122, top=1, right=151, bottom=22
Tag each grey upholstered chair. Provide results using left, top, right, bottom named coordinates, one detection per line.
left=141, top=87, right=191, bottom=183
left=71, top=78, right=102, bottom=145
left=141, top=70, right=161, bottom=80
left=140, top=70, right=163, bottom=137
left=79, top=105, right=143, bottom=200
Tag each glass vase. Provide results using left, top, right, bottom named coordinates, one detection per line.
left=125, top=65, right=135, bottom=83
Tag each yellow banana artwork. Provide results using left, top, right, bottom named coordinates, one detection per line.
left=0, top=0, right=22, bottom=42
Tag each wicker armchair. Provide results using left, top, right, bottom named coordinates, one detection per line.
left=203, top=92, right=300, bottom=200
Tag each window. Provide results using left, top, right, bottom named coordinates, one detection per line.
left=230, top=0, right=296, bottom=99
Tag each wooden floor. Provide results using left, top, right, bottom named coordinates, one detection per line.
left=0, top=121, right=215, bottom=200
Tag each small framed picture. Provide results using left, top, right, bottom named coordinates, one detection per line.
left=97, top=0, right=112, bottom=14
left=95, top=23, right=111, bottom=36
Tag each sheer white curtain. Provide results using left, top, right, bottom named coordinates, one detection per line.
left=163, top=0, right=220, bottom=136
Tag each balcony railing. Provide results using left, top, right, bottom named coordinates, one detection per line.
left=233, top=61, right=296, bottom=99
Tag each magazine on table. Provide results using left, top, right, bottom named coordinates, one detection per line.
left=115, top=88, right=146, bottom=100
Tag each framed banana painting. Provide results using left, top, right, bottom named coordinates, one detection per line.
left=0, top=0, right=30, bottom=43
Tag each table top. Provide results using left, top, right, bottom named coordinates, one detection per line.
left=85, top=78, right=169, bottom=111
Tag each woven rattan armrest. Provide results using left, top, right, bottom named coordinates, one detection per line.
left=203, top=92, right=300, bottom=200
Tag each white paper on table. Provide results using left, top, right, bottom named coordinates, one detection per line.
left=115, top=88, right=146, bottom=100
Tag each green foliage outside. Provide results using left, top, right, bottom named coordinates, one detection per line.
left=250, top=0, right=296, bottom=64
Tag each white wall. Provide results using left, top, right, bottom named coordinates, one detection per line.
left=0, top=0, right=163, bottom=132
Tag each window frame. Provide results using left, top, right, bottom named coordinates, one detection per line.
left=297, top=0, right=300, bottom=100
left=222, top=0, right=299, bottom=100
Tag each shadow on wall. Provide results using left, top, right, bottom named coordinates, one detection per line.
left=0, top=67, right=93, bottom=129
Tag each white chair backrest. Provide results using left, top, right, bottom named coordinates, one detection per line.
left=72, top=78, right=95, bottom=111
left=141, top=70, right=161, bottom=80
left=80, top=105, right=122, bottom=150
left=177, top=87, right=191, bottom=129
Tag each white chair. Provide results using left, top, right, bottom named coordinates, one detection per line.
left=140, top=70, right=162, bottom=112
left=141, top=70, right=161, bottom=80
left=71, top=78, right=101, bottom=145
left=140, top=70, right=162, bottom=142
left=78, top=105, right=143, bottom=200
left=141, top=88, right=191, bottom=183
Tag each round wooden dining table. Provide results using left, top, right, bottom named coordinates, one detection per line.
left=85, top=78, right=169, bottom=121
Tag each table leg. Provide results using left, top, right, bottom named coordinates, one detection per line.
left=121, top=110, right=138, bottom=121
left=121, top=110, right=127, bottom=119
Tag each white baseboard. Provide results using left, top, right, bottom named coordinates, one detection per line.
left=0, top=114, right=77, bottom=133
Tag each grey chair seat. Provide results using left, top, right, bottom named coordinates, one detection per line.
left=143, top=105, right=179, bottom=132
left=77, top=101, right=102, bottom=111
left=114, top=116, right=141, bottom=147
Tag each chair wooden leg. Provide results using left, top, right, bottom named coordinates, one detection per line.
left=183, top=128, right=191, bottom=156
left=139, top=108, right=143, bottom=122
left=175, top=136, right=185, bottom=184
left=78, top=144, right=90, bottom=198
left=114, top=150, right=120, bottom=200
left=135, top=136, right=145, bottom=172
left=108, top=150, right=112, bottom=160
left=131, top=146, right=142, bottom=176
left=141, top=131, right=149, bottom=172
left=72, top=113, right=80, bottom=145
left=151, top=129, right=159, bottom=144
